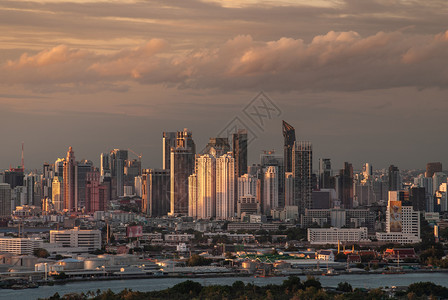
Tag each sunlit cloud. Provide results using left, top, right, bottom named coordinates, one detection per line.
left=2, top=30, right=448, bottom=93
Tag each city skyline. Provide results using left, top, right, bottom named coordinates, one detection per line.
left=1, top=0, right=448, bottom=170
left=1, top=122, right=447, bottom=173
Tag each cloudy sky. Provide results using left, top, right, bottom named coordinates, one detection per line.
left=1, top=0, right=447, bottom=171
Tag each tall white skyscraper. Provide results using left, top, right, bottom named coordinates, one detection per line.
left=188, top=174, right=198, bottom=218
left=52, top=176, right=64, bottom=212
left=238, top=174, right=257, bottom=202
left=263, top=166, right=279, bottom=215
left=195, top=154, right=216, bottom=219
left=216, top=154, right=235, bottom=219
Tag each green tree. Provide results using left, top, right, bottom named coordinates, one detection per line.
left=303, top=276, right=322, bottom=290
left=282, top=276, right=303, bottom=293
left=33, top=248, right=50, bottom=258
left=171, top=280, right=202, bottom=295
left=337, top=281, right=353, bottom=292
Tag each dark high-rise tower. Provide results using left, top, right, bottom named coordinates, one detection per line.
left=142, top=169, right=170, bottom=216
left=109, top=149, right=128, bottom=199
left=426, top=162, right=442, bottom=178
left=282, top=121, right=296, bottom=173
left=170, top=129, right=195, bottom=216
left=63, top=147, right=77, bottom=211
left=388, top=165, right=400, bottom=191
left=318, top=158, right=332, bottom=189
left=409, top=187, right=426, bottom=212
left=338, top=162, right=354, bottom=209
left=233, top=129, right=248, bottom=178
left=163, top=132, right=177, bottom=170
left=292, top=141, right=313, bottom=215
left=77, top=160, right=93, bottom=209
left=3, top=168, right=24, bottom=189
left=233, top=129, right=248, bottom=213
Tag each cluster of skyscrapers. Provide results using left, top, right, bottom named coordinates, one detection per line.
left=0, top=121, right=446, bottom=228
left=142, top=122, right=314, bottom=221
left=0, top=147, right=142, bottom=216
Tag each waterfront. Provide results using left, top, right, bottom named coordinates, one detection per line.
left=3, top=272, right=448, bottom=300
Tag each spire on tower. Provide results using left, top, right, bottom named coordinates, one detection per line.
left=21, top=142, right=24, bottom=170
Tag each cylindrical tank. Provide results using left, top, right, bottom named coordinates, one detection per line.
left=242, top=260, right=257, bottom=272
left=58, top=258, right=83, bottom=270
left=84, top=258, right=107, bottom=270
left=35, top=263, right=46, bottom=272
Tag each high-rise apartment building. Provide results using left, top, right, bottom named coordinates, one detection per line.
left=63, top=147, right=77, bottom=211
left=85, top=170, right=107, bottom=213
left=54, top=158, right=64, bottom=177
left=100, top=152, right=110, bottom=177
left=232, top=130, right=248, bottom=178
left=238, top=174, right=258, bottom=202
left=433, top=172, right=447, bottom=194
left=337, top=162, right=354, bottom=209
left=170, top=129, right=195, bottom=216
left=292, top=141, right=313, bottom=215
left=216, top=154, right=235, bottom=219
left=426, top=162, right=442, bottom=178
left=409, top=187, right=426, bottom=212
left=3, top=168, right=24, bottom=189
left=260, top=152, right=285, bottom=208
left=162, top=132, right=177, bottom=170
left=42, top=163, right=54, bottom=200
left=263, top=166, right=279, bottom=215
left=188, top=174, right=198, bottom=218
left=376, top=192, right=421, bottom=244
left=24, top=172, right=41, bottom=206
left=77, top=160, right=93, bottom=209
left=0, top=183, right=11, bottom=217
left=285, top=172, right=294, bottom=206
left=203, top=137, right=230, bottom=157
left=52, top=176, right=64, bottom=212
left=142, top=169, right=170, bottom=217
left=362, top=163, right=373, bottom=180
left=318, top=158, right=332, bottom=189
left=282, top=121, right=296, bottom=173
left=109, top=149, right=128, bottom=199
left=125, top=159, right=141, bottom=194
left=194, top=154, right=216, bottom=219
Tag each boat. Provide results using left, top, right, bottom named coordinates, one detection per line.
left=322, top=268, right=339, bottom=276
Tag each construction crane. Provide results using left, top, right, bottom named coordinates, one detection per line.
left=128, top=148, right=142, bottom=162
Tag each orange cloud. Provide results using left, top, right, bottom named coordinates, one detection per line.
left=2, top=30, right=448, bottom=92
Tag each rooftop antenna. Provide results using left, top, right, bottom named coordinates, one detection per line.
left=21, top=142, right=24, bottom=170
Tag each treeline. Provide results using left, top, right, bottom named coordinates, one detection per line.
left=40, top=277, right=448, bottom=300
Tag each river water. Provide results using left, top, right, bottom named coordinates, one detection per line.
left=3, top=272, right=448, bottom=300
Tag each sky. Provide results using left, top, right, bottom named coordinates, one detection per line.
left=1, top=0, right=447, bottom=171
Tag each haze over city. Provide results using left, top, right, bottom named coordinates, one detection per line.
left=1, top=0, right=447, bottom=170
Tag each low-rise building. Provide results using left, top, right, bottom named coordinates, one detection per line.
left=164, top=234, right=194, bottom=243
left=0, top=237, right=43, bottom=255
left=316, top=250, right=334, bottom=261
left=307, top=227, right=370, bottom=244
left=50, top=227, right=101, bottom=251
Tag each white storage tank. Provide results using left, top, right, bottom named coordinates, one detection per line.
left=84, top=258, right=108, bottom=270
